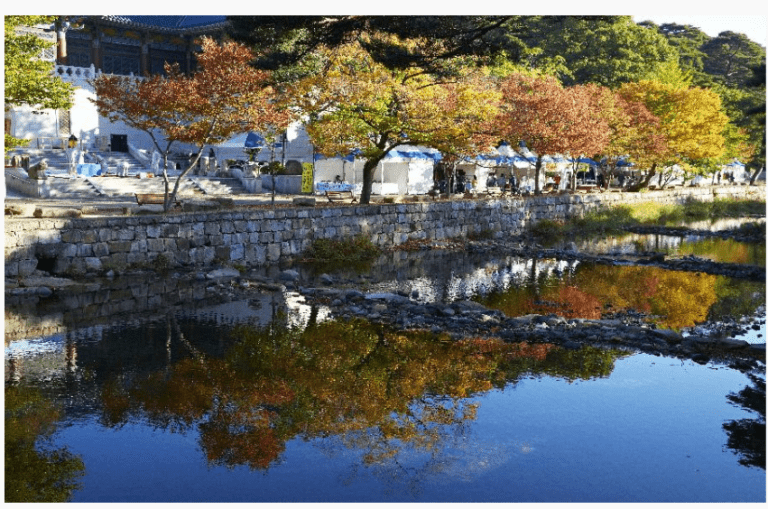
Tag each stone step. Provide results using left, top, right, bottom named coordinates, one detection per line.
left=8, top=148, right=149, bottom=174
left=189, top=177, right=247, bottom=195
left=87, top=176, right=203, bottom=198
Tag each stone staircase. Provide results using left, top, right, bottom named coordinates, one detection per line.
left=187, top=177, right=248, bottom=196
left=90, top=176, right=201, bottom=198
left=48, top=177, right=109, bottom=199
left=86, top=176, right=248, bottom=199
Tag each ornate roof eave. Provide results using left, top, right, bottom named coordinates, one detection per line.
left=96, top=15, right=230, bottom=36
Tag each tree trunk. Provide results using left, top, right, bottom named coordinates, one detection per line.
left=446, top=162, right=457, bottom=198
left=749, top=167, right=764, bottom=185
left=534, top=155, right=543, bottom=194
left=360, top=158, right=380, bottom=205
left=570, top=162, right=578, bottom=192
left=166, top=152, right=203, bottom=211
left=627, top=163, right=657, bottom=192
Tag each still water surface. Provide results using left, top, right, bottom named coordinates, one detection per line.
left=6, top=321, right=764, bottom=503
left=5, top=232, right=765, bottom=503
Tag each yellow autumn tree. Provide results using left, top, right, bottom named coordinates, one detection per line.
left=289, top=34, right=501, bottom=204
left=618, top=80, right=728, bottom=190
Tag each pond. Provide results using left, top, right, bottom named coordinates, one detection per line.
left=5, top=232, right=766, bottom=503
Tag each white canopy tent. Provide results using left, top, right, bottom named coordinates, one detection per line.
left=313, top=145, right=442, bottom=195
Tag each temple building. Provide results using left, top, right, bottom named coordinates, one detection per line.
left=7, top=15, right=313, bottom=166
left=7, top=16, right=235, bottom=154
left=59, top=16, right=229, bottom=76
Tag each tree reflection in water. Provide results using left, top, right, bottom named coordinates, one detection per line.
left=99, top=317, right=627, bottom=472
left=478, top=263, right=764, bottom=331
left=723, top=372, right=766, bottom=470
left=4, top=385, right=85, bottom=502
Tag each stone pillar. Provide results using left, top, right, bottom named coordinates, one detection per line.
left=92, top=37, right=101, bottom=72
left=56, top=22, right=68, bottom=65
left=141, top=37, right=150, bottom=77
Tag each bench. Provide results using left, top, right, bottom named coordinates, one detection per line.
left=135, top=193, right=183, bottom=209
left=325, top=190, right=357, bottom=203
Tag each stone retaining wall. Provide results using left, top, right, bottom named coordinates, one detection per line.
left=5, top=186, right=764, bottom=278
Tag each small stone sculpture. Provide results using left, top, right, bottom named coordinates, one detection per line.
left=27, top=159, right=48, bottom=180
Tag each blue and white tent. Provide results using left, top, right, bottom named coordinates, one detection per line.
left=385, top=146, right=443, bottom=162
left=216, top=123, right=316, bottom=166
left=572, top=157, right=599, bottom=166
left=214, top=132, right=276, bottom=164
left=721, top=159, right=751, bottom=183
left=463, top=142, right=532, bottom=169
left=313, top=145, right=441, bottom=195
left=244, top=132, right=266, bottom=149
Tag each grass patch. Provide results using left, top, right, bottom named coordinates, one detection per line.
left=527, top=197, right=766, bottom=242
left=527, top=219, right=567, bottom=245
left=303, top=235, right=381, bottom=264
left=655, top=197, right=766, bottom=225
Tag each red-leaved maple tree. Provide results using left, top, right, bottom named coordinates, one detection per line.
left=92, top=37, right=292, bottom=210
left=491, top=73, right=609, bottom=193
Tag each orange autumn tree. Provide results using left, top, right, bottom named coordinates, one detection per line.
left=588, top=85, right=667, bottom=186
left=290, top=36, right=500, bottom=205
left=91, top=69, right=194, bottom=197
left=92, top=37, right=292, bottom=211
left=492, top=73, right=609, bottom=194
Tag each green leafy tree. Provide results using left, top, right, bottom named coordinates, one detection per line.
left=743, top=61, right=766, bottom=175
left=4, top=15, right=74, bottom=151
left=226, top=15, right=534, bottom=78
left=702, top=31, right=766, bottom=88
left=647, top=21, right=765, bottom=172
left=641, top=22, right=712, bottom=85
left=520, top=16, right=679, bottom=87
left=712, top=64, right=766, bottom=176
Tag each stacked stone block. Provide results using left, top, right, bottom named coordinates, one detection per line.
left=5, top=186, right=764, bottom=278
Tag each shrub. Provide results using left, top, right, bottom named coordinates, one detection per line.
left=304, top=235, right=381, bottom=264
left=529, top=219, right=564, bottom=238
left=263, top=161, right=286, bottom=175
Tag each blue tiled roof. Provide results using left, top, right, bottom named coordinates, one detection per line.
left=103, top=15, right=228, bottom=30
